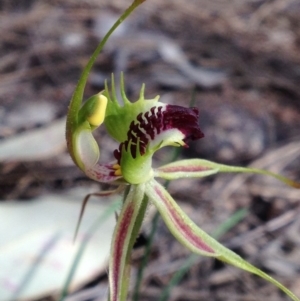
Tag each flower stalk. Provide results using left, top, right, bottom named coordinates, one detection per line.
left=66, top=1, right=300, bottom=301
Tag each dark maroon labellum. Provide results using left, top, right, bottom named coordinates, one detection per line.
left=163, top=105, right=204, bottom=142
left=114, top=105, right=204, bottom=162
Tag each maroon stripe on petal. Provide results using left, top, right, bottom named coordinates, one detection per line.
left=111, top=202, right=134, bottom=301
left=159, top=165, right=211, bottom=173
left=154, top=186, right=215, bottom=254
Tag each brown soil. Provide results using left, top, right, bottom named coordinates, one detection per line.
left=0, top=0, right=300, bottom=300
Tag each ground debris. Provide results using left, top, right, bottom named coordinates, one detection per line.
left=0, top=0, right=299, bottom=300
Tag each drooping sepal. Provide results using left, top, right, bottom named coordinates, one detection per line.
left=146, top=179, right=219, bottom=256
left=145, top=179, right=300, bottom=301
left=109, top=184, right=147, bottom=301
left=155, top=159, right=300, bottom=188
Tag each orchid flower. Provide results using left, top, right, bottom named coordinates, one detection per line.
left=66, top=1, right=300, bottom=301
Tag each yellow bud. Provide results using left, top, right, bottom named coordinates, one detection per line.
left=87, top=94, right=108, bottom=127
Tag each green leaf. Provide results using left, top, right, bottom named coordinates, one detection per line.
left=146, top=179, right=299, bottom=301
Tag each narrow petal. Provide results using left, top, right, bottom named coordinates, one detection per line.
left=74, top=186, right=125, bottom=242
left=109, top=184, right=146, bottom=301
left=155, top=159, right=300, bottom=188
left=145, top=179, right=300, bottom=301
left=154, top=159, right=219, bottom=180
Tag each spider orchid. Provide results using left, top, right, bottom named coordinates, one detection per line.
left=66, top=1, right=300, bottom=301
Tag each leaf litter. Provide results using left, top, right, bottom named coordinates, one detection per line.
left=0, top=0, right=299, bottom=300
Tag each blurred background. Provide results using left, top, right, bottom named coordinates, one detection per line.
left=0, top=0, right=300, bottom=300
